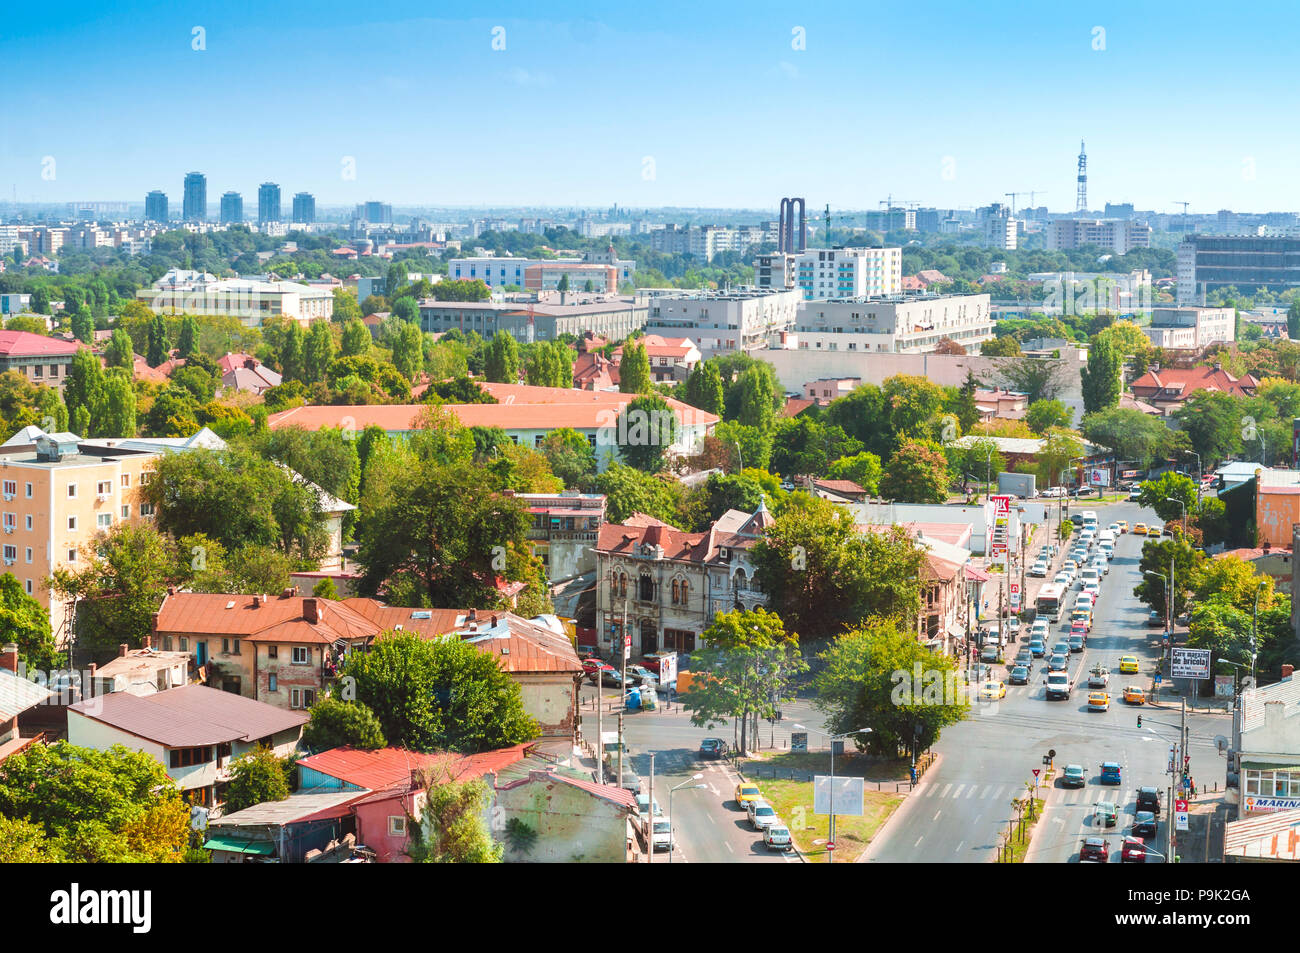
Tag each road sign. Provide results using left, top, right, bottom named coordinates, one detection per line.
left=790, top=732, right=808, bottom=753
left=813, top=776, right=865, bottom=816
left=1032, top=768, right=1040, bottom=777
left=1009, top=582, right=1021, bottom=610
left=826, top=842, right=836, bottom=850
left=1174, top=798, right=1189, bottom=832
left=1171, top=647, right=1212, bottom=679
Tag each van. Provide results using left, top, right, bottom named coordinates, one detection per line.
left=1097, top=530, right=1115, bottom=545
left=1046, top=671, right=1071, bottom=700
left=1080, top=511, right=1098, bottom=528
left=1079, top=567, right=1100, bottom=587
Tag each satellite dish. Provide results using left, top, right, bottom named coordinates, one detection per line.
left=1215, top=735, right=1229, bottom=755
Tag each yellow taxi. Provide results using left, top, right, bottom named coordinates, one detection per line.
left=1116, top=520, right=1128, bottom=534
left=980, top=680, right=1007, bottom=701
left=1147, top=525, right=1162, bottom=538
left=1088, top=691, right=1111, bottom=711
left=1123, top=685, right=1146, bottom=705
left=1133, top=523, right=1148, bottom=535
left=1118, top=655, right=1140, bottom=674
left=1071, top=608, right=1093, bottom=631
left=735, top=783, right=762, bottom=807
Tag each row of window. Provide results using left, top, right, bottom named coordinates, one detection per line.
left=1, top=472, right=150, bottom=501
left=1244, top=768, right=1300, bottom=798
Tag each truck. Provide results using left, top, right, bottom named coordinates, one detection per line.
left=1046, top=671, right=1072, bottom=700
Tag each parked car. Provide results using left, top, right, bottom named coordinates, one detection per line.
left=1147, top=611, right=1164, bottom=628
left=625, top=663, right=659, bottom=686
left=735, top=783, right=762, bottom=807
left=747, top=800, right=780, bottom=832
left=635, top=794, right=663, bottom=817
left=1030, top=559, right=1049, bottom=577
left=650, top=818, right=675, bottom=852
left=699, top=737, right=729, bottom=760
left=583, top=658, right=616, bottom=683
left=1080, top=837, right=1110, bottom=862
left=764, top=824, right=793, bottom=851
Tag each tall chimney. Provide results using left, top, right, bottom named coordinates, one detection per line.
left=118, top=643, right=129, bottom=658
left=0, top=643, right=17, bottom=673
left=304, top=598, right=319, bottom=625
left=142, top=635, right=152, bottom=650
left=1283, top=664, right=1295, bottom=680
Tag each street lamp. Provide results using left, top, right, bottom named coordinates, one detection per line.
left=667, top=774, right=706, bottom=864
left=1166, top=496, right=1187, bottom=533
left=792, top=724, right=871, bottom=864
left=1185, top=451, right=1202, bottom=505
left=733, top=440, right=744, bottom=474
left=1145, top=570, right=1171, bottom=641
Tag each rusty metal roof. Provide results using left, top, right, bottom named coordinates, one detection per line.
left=69, top=684, right=307, bottom=747
left=298, top=743, right=534, bottom=793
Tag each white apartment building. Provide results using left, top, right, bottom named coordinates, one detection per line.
left=137, top=269, right=334, bottom=326
left=449, top=250, right=635, bottom=289
left=784, top=293, right=993, bottom=354
left=1047, top=218, right=1152, bottom=255
left=985, top=214, right=1018, bottom=251
left=640, top=288, right=801, bottom=356
left=1142, top=306, right=1236, bottom=349
left=790, top=247, right=902, bottom=299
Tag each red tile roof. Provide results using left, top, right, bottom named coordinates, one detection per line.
left=781, top=397, right=816, bottom=417
left=297, top=743, right=533, bottom=792
left=813, top=479, right=867, bottom=496
left=0, top=330, right=81, bottom=358
left=1130, top=365, right=1258, bottom=401
left=69, top=684, right=306, bottom=747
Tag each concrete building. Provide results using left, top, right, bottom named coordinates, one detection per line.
left=355, top=202, right=392, bottom=224
left=418, top=292, right=645, bottom=343
left=757, top=247, right=904, bottom=300
left=292, top=192, right=315, bottom=224
left=526, top=262, right=618, bottom=293
left=183, top=172, right=207, bottom=222
left=1143, top=306, right=1236, bottom=350
left=1231, top=668, right=1300, bottom=818
left=783, top=293, right=993, bottom=354
left=137, top=269, right=335, bottom=326
left=984, top=207, right=1018, bottom=251
left=518, top=490, right=605, bottom=584
left=1047, top=218, right=1151, bottom=255
left=1178, top=235, right=1300, bottom=304
left=641, top=288, right=800, bottom=356
left=67, top=684, right=306, bottom=809
left=803, top=377, right=860, bottom=405
left=593, top=504, right=774, bottom=657
left=257, top=183, right=281, bottom=224
left=219, top=191, right=243, bottom=224
left=144, top=190, right=168, bottom=223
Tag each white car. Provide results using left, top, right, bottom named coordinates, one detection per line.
left=748, top=801, right=780, bottom=832
left=1053, top=571, right=1072, bottom=587
left=1063, top=559, right=1079, bottom=574
left=650, top=818, right=675, bottom=852
left=764, top=824, right=793, bottom=851
left=1082, top=581, right=1101, bottom=600
left=1030, top=559, right=1049, bottom=578
left=1005, top=617, right=1020, bottom=637
left=1091, top=558, right=1109, bottom=577
left=1107, top=523, right=1121, bottom=534
left=1031, top=619, right=1051, bottom=641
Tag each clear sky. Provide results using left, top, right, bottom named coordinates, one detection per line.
left=4, top=0, right=1298, bottom=214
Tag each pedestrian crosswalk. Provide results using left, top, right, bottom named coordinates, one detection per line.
left=917, top=779, right=1145, bottom=810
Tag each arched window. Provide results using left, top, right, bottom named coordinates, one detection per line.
left=639, top=573, right=654, bottom=602
left=679, top=577, right=689, bottom=604
left=618, top=572, right=626, bottom=598
left=671, top=579, right=680, bottom=604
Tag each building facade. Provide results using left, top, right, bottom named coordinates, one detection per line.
left=787, top=293, right=994, bottom=353
left=1047, top=218, right=1151, bottom=254
left=418, top=293, right=646, bottom=343
left=292, top=192, right=315, bottom=224
left=1143, top=306, right=1236, bottom=349
left=144, top=190, right=168, bottom=223
left=257, top=183, right=281, bottom=224
left=219, top=191, right=243, bottom=224
left=641, top=288, right=800, bottom=356
left=183, top=172, right=207, bottom=222
left=1177, top=235, right=1300, bottom=304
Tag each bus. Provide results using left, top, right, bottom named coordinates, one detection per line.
left=1036, top=583, right=1065, bottom=623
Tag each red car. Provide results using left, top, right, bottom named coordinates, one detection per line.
left=1079, top=837, right=1109, bottom=862
left=582, top=658, right=615, bottom=682
left=1121, top=836, right=1148, bottom=863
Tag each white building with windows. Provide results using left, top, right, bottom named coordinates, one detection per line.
left=781, top=293, right=993, bottom=354
left=640, top=288, right=800, bottom=356
left=755, top=247, right=902, bottom=299
left=1232, top=668, right=1300, bottom=818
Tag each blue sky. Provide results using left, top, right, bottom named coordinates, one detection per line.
left=4, top=0, right=1299, bottom=213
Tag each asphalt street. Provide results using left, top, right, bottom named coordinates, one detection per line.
left=865, top=502, right=1232, bottom=863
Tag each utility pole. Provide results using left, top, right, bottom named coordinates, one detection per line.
left=596, top=648, right=604, bottom=785
left=647, top=753, right=654, bottom=864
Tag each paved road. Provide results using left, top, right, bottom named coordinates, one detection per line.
left=866, top=502, right=1232, bottom=863
left=577, top=687, right=828, bottom=862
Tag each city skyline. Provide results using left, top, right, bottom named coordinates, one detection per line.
left=3, top=1, right=1300, bottom=212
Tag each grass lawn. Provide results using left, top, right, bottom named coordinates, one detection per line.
left=745, top=749, right=915, bottom=782
left=756, top=778, right=903, bottom=863
left=1004, top=797, right=1046, bottom=863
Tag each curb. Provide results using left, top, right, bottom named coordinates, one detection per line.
left=733, top=761, right=807, bottom=863
left=856, top=752, right=945, bottom=863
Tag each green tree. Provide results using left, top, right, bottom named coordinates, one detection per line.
left=483, top=330, right=521, bottom=383
left=146, top=314, right=170, bottom=367
left=687, top=473, right=764, bottom=530
left=340, top=317, right=371, bottom=357
left=1037, top=427, right=1084, bottom=487
left=1137, top=472, right=1198, bottom=525
left=814, top=617, right=967, bottom=758
left=991, top=356, right=1067, bottom=404
left=223, top=746, right=291, bottom=814
left=71, top=308, right=94, bottom=344
left=1081, top=335, right=1122, bottom=414
left=391, top=296, right=418, bottom=323
left=593, top=462, right=685, bottom=525
left=1133, top=530, right=1206, bottom=619
left=0, top=572, right=59, bottom=671
left=751, top=495, right=924, bottom=640
left=683, top=361, right=725, bottom=416
left=333, top=288, right=363, bottom=323
left=406, top=775, right=502, bottom=863
left=1080, top=406, right=1171, bottom=468
left=1175, top=391, right=1243, bottom=465
left=177, top=314, right=199, bottom=359
left=880, top=440, right=950, bottom=503
left=618, top=341, right=653, bottom=394
left=1025, top=399, right=1074, bottom=435
left=615, top=394, right=678, bottom=473
left=89, top=371, right=137, bottom=438
left=312, top=577, right=340, bottom=599
left=302, top=321, right=335, bottom=384
left=713, top=420, right=773, bottom=473
left=980, top=335, right=1022, bottom=356
left=104, top=327, right=135, bottom=370
left=540, top=427, right=597, bottom=488
left=824, top=451, right=883, bottom=494
left=883, top=374, right=946, bottom=444
left=734, top=364, right=777, bottom=431
left=345, top=634, right=538, bottom=753
left=302, top=698, right=387, bottom=752
left=768, top=416, right=861, bottom=477
left=143, top=388, right=200, bottom=437
left=1288, top=300, right=1300, bottom=342
left=951, top=370, right=981, bottom=434
left=825, top=383, right=889, bottom=456
left=682, top=608, right=807, bottom=755
left=279, top=322, right=303, bottom=381
left=392, top=320, right=425, bottom=381
left=64, top=347, right=104, bottom=435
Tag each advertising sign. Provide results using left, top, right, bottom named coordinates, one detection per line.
left=1009, top=582, right=1021, bottom=610
left=790, top=732, right=808, bottom=753
left=813, top=776, right=865, bottom=816
left=1175, top=798, right=1189, bottom=831
left=1087, top=468, right=1111, bottom=487
left=1243, top=795, right=1300, bottom=813
left=1170, top=647, right=1212, bottom=679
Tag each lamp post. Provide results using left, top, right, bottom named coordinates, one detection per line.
left=733, top=440, right=744, bottom=475
left=1186, top=451, right=1202, bottom=505
left=667, top=774, right=705, bottom=864
left=1145, top=570, right=1170, bottom=642
left=1166, top=496, right=1187, bottom=534
left=792, top=724, right=871, bottom=863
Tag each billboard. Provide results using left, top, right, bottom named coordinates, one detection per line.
left=1170, top=647, right=1212, bottom=679
left=813, top=775, right=865, bottom=816
left=1087, top=468, right=1111, bottom=487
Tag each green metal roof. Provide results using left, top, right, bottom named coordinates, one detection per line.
left=203, top=834, right=275, bottom=855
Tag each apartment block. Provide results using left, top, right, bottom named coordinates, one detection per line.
left=641, top=288, right=801, bottom=356
left=418, top=292, right=646, bottom=343
left=1143, top=306, right=1236, bottom=349
left=786, top=293, right=994, bottom=354
left=1047, top=218, right=1152, bottom=254
left=1177, top=235, right=1300, bottom=304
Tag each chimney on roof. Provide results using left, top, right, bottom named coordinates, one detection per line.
left=88, top=662, right=97, bottom=680
left=304, top=598, right=319, bottom=625
left=142, top=635, right=151, bottom=650
left=1283, top=664, right=1295, bottom=680
left=118, top=643, right=129, bottom=658
left=251, top=595, right=260, bottom=609
left=0, top=642, right=17, bottom=673
left=491, top=614, right=498, bottom=627
left=468, top=608, right=477, bottom=622
left=281, top=588, right=295, bottom=598
left=167, top=586, right=176, bottom=596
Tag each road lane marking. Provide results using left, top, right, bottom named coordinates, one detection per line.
left=924, top=785, right=938, bottom=797
left=724, top=842, right=733, bottom=853
left=980, top=785, right=992, bottom=798
left=965, top=786, right=977, bottom=798
left=951, top=784, right=965, bottom=798
left=955, top=841, right=964, bottom=852
left=914, top=836, right=923, bottom=847
left=940, top=784, right=953, bottom=797
left=933, top=810, right=942, bottom=822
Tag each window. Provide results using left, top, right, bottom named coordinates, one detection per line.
left=638, top=574, right=654, bottom=602
left=140, top=503, right=155, bottom=517
left=179, top=637, right=188, bottom=652
left=24, top=579, right=32, bottom=594
left=25, top=547, right=32, bottom=563
left=2, top=480, right=14, bottom=497
left=67, top=516, right=77, bottom=531
left=2, top=545, right=14, bottom=561
left=67, top=483, right=77, bottom=499
left=2, top=513, right=12, bottom=531
left=97, top=513, right=112, bottom=529
left=24, top=515, right=31, bottom=530
left=120, top=505, right=130, bottom=519
left=304, top=689, right=316, bottom=707
left=388, top=816, right=407, bottom=836
left=66, top=549, right=77, bottom=563
left=267, top=645, right=278, bottom=659
left=168, top=746, right=212, bottom=768
left=96, top=481, right=112, bottom=496
left=268, top=674, right=277, bottom=692
left=292, top=646, right=309, bottom=664
left=24, top=483, right=31, bottom=499
left=121, top=474, right=130, bottom=488
left=140, top=472, right=151, bottom=485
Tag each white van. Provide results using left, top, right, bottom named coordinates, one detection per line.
left=1079, top=566, right=1101, bottom=588
left=1080, top=511, right=1098, bottom=528
left=1097, top=530, right=1116, bottom=545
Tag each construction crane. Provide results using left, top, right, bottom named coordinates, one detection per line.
left=1172, top=201, right=1190, bottom=233
left=1004, top=191, right=1047, bottom=214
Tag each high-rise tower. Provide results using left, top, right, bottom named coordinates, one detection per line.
left=1076, top=140, right=1088, bottom=213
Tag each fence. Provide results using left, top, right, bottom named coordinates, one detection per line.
left=995, top=790, right=1039, bottom=862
